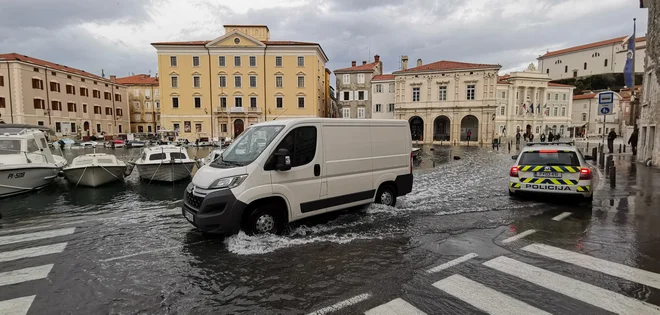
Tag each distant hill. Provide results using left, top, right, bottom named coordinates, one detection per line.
left=552, top=73, right=643, bottom=95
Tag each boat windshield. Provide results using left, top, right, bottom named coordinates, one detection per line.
left=0, top=139, right=21, bottom=155
left=213, top=125, right=284, bottom=167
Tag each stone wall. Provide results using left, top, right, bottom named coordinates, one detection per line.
left=639, top=2, right=660, bottom=165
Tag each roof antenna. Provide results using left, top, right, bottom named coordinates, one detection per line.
left=101, top=69, right=105, bottom=78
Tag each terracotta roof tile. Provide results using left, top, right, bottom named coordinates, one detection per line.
left=371, top=74, right=395, bottom=81
left=541, top=36, right=646, bottom=58
left=150, top=40, right=211, bottom=46
left=150, top=40, right=319, bottom=46
left=0, top=53, right=113, bottom=83
left=115, top=74, right=159, bottom=86
left=548, top=82, right=574, bottom=87
left=497, top=80, right=511, bottom=85
left=573, top=93, right=597, bottom=100
left=334, top=61, right=380, bottom=73
left=262, top=40, right=318, bottom=45
left=394, top=60, right=500, bottom=73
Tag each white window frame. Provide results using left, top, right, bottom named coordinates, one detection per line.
left=297, top=76, right=305, bottom=88
left=192, top=56, right=200, bottom=67
left=297, top=56, right=305, bottom=67
left=561, top=107, right=566, bottom=116
left=250, top=96, right=257, bottom=108
left=466, top=84, right=475, bottom=100
left=500, top=106, right=505, bottom=115
left=412, top=87, right=420, bottom=102
left=553, top=107, right=558, bottom=116
left=234, top=56, right=241, bottom=67
left=234, top=96, right=243, bottom=107
left=276, top=96, right=283, bottom=108
left=388, top=103, right=395, bottom=112
left=357, top=107, right=365, bottom=119
left=249, top=56, right=257, bottom=67
left=343, top=74, right=350, bottom=85
left=439, top=86, right=447, bottom=101
left=192, top=75, right=201, bottom=88
left=219, top=96, right=227, bottom=108
left=249, top=75, right=257, bottom=88
left=170, top=56, right=177, bottom=67
left=375, top=103, right=382, bottom=112
left=219, top=75, right=227, bottom=88
left=297, top=96, right=305, bottom=108
left=357, top=73, right=365, bottom=84
left=170, top=75, right=178, bottom=88
left=342, top=107, right=350, bottom=118
left=375, top=84, right=382, bottom=93
left=275, top=76, right=283, bottom=88
left=275, top=56, right=283, bottom=67
left=218, top=56, right=226, bottom=67
left=194, top=96, right=202, bottom=108
left=234, top=75, right=242, bottom=88
left=146, top=101, right=151, bottom=109
left=172, top=96, right=179, bottom=108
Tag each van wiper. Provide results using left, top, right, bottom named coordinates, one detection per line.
left=221, top=159, right=245, bottom=166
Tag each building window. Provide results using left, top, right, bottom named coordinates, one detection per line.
left=388, top=103, right=395, bottom=112
left=195, top=123, right=202, bottom=133
left=357, top=107, right=365, bottom=118
left=298, top=76, right=305, bottom=88
left=234, top=76, right=242, bottom=88
left=297, top=56, right=304, bottom=67
left=516, top=92, right=519, bottom=99
left=97, top=124, right=102, bottom=133
left=114, top=94, right=122, bottom=102
left=193, top=76, right=201, bottom=88
left=582, top=113, right=587, bottom=121
left=275, top=56, right=283, bottom=67
left=358, top=91, right=365, bottom=100
left=249, top=56, right=256, bottom=67
left=67, top=102, right=76, bottom=112
left=37, top=121, right=44, bottom=126
left=0, top=75, right=3, bottom=87
left=584, top=62, right=587, bottom=70
left=173, top=123, right=180, bottom=132
left=82, top=104, right=87, bottom=113
left=235, top=96, right=242, bottom=107
left=563, top=94, right=567, bottom=100
left=250, top=76, right=257, bottom=88
left=221, top=124, right=228, bottom=132
left=561, top=107, right=566, bottom=116
left=298, top=97, right=305, bottom=108
left=553, top=107, right=558, bottom=116
left=172, top=97, right=179, bottom=108
left=375, top=104, right=382, bottom=112
left=33, top=67, right=39, bottom=72
left=276, top=96, right=283, bottom=108
left=32, top=78, right=44, bottom=90
left=64, top=84, right=74, bottom=95
left=500, top=106, right=505, bottom=115
left=501, top=91, right=506, bottom=99
left=219, top=75, right=227, bottom=88
left=564, top=65, right=568, bottom=73
left=192, top=56, right=200, bottom=67
left=375, top=84, right=382, bottom=93
left=170, top=56, right=177, bottom=67
left=546, top=69, right=550, bottom=74
left=93, top=105, right=101, bottom=114
left=80, top=87, right=88, bottom=96
left=276, top=76, right=283, bottom=88
left=604, top=59, right=608, bottom=67
left=554, top=93, right=558, bottom=100
left=343, top=91, right=350, bottom=101
left=0, top=97, right=4, bottom=108
left=389, top=84, right=395, bottom=93
left=51, top=101, right=62, bottom=111
left=218, top=56, right=226, bottom=67
left=250, top=97, right=257, bottom=108
left=439, top=86, right=447, bottom=101
left=105, top=107, right=113, bottom=115
left=104, top=92, right=112, bottom=100
left=220, top=96, right=227, bottom=108
left=536, top=126, right=540, bottom=134
left=357, top=73, right=365, bottom=84
left=171, top=76, right=178, bottom=88
left=194, top=96, right=201, bottom=108
left=234, top=56, right=241, bottom=67
left=92, top=89, right=100, bottom=98
left=342, top=108, right=350, bottom=118
left=116, top=108, right=122, bottom=116
left=412, top=87, right=420, bottom=102
left=343, top=74, right=350, bottom=85
left=466, top=84, right=475, bottom=100
left=33, top=98, right=45, bottom=109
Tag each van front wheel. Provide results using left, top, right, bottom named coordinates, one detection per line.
left=245, top=205, right=283, bottom=235
left=376, top=185, right=397, bottom=207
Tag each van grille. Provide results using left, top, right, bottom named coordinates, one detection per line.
left=186, top=193, right=203, bottom=209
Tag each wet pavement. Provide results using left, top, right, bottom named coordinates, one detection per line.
left=1, top=145, right=660, bottom=314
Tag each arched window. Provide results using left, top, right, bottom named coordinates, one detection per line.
left=552, top=125, right=558, bottom=134
left=536, top=126, right=540, bottom=134
left=584, top=62, right=587, bottom=70
left=604, top=59, right=608, bottom=67
left=553, top=107, right=558, bottom=116
left=546, top=69, right=550, bottom=74
left=560, top=125, right=565, bottom=135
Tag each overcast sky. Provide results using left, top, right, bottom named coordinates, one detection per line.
left=0, top=0, right=648, bottom=82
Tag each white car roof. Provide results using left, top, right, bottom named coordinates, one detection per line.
left=521, top=142, right=578, bottom=152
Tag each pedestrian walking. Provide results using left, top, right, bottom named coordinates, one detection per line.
left=548, top=132, right=554, bottom=142
left=466, top=129, right=472, bottom=142
left=540, top=133, right=546, bottom=142
left=529, top=133, right=535, bottom=142
left=607, top=129, right=617, bottom=153
left=555, top=133, right=561, bottom=142
left=515, top=131, right=521, bottom=145
left=628, top=128, right=639, bottom=156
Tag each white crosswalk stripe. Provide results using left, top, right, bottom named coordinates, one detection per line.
left=0, top=227, right=76, bottom=315
left=0, top=296, right=35, bottom=315
left=433, top=274, right=551, bottom=315
left=523, top=243, right=660, bottom=290
left=365, top=298, right=426, bottom=315
left=484, top=256, right=660, bottom=315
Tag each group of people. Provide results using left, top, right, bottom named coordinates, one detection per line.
left=607, top=129, right=639, bottom=156
left=514, top=131, right=561, bottom=144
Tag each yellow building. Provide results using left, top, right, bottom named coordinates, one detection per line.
left=115, top=74, right=160, bottom=134
left=151, top=25, right=329, bottom=140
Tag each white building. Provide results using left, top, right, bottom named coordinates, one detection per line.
left=537, top=36, right=646, bottom=81
left=495, top=65, right=575, bottom=139
left=571, top=92, right=623, bottom=137
left=371, top=74, right=395, bottom=119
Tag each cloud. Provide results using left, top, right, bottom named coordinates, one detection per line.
left=0, top=0, right=649, bottom=81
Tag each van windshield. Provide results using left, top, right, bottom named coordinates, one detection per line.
left=213, top=125, right=284, bottom=167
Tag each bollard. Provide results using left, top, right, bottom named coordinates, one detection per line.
left=623, top=145, right=626, bottom=153
left=592, top=147, right=597, bottom=162
left=606, top=156, right=612, bottom=174
left=600, top=152, right=605, bottom=169
left=619, top=143, right=622, bottom=153
left=610, top=165, right=616, bottom=188
left=508, top=141, right=511, bottom=152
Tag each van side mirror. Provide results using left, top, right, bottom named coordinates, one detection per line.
left=584, top=155, right=593, bottom=160
left=511, top=155, right=518, bottom=160
left=274, top=148, right=292, bottom=171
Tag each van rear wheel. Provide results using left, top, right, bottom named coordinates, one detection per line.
left=376, top=184, right=397, bottom=207
left=245, top=205, right=283, bottom=235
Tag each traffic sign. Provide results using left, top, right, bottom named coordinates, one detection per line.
left=597, top=92, right=614, bottom=116
left=600, top=107, right=611, bottom=115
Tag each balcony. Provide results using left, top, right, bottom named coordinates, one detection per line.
left=68, top=112, right=77, bottom=118
left=214, top=106, right=262, bottom=115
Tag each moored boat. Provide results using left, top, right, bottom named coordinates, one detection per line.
left=62, top=153, right=132, bottom=187
left=133, top=145, right=195, bottom=182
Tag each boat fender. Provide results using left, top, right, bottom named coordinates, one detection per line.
left=124, top=163, right=136, bottom=177
left=57, top=171, right=65, bottom=178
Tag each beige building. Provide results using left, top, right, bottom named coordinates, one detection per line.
left=334, top=55, right=383, bottom=119
left=0, top=53, right=130, bottom=137
left=393, top=58, right=501, bottom=144
left=537, top=36, right=646, bottom=81
left=572, top=91, right=623, bottom=137
left=115, top=74, right=160, bottom=134
left=151, top=25, right=329, bottom=141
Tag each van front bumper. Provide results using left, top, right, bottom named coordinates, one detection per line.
left=182, top=187, right=248, bottom=235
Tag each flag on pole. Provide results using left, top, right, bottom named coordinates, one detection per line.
left=537, top=104, right=540, bottom=113
left=624, top=31, right=635, bottom=88
left=530, top=103, right=534, bottom=114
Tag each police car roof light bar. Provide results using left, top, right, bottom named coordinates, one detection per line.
left=526, top=141, right=574, bottom=146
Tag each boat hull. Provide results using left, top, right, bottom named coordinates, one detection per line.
left=0, top=166, right=61, bottom=198
left=136, top=162, right=195, bottom=182
left=63, top=165, right=127, bottom=187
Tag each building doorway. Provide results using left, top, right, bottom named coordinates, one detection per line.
left=460, top=115, right=479, bottom=141
left=409, top=116, right=424, bottom=141
left=234, top=119, right=244, bottom=138
left=433, top=115, right=450, bottom=141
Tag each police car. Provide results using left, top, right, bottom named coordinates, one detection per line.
left=509, top=141, right=594, bottom=203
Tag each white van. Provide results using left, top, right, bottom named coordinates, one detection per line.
left=182, top=118, right=414, bottom=235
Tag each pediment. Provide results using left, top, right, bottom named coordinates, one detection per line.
left=206, top=30, right=266, bottom=48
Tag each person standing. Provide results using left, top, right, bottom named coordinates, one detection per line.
left=548, top=132, right=554, bottom=142
left=607, top=129, right=617, bottom=153
left=628, top=129, right=639, bottom=156
left=466, top=129, right=472, bottom=142
left=540, top=133, right=546, bottom=142
left=515, top=131, right=521, bottom=145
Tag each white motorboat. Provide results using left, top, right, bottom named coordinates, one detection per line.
left=63, top=153, right=132, bottom=187
left=197, top=148, right=225, bottom=167
left=127, top=140, right=146, bottom=148
left=133, top=145, right=195, bottom=182
left=0, top=124, right=68, bottom=198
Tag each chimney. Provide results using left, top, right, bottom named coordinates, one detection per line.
left=417, top=59, right=422, bottom=67
left=351, top=60, right=356, bottom=67
left=401, top=56, right=409, bottom=70
left=110, top=75, right=116, bottom=82
left=362, top=61, right=367, bottom=65
left=374, top=55, right=380, bottom=63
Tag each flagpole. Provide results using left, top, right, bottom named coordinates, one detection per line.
left=632, top=18, right=637, bottom=128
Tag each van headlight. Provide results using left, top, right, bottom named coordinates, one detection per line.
left=208, top=175, right=248, bottom=189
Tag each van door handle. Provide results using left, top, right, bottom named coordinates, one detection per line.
left=314, top=164, right=320, bottom=177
